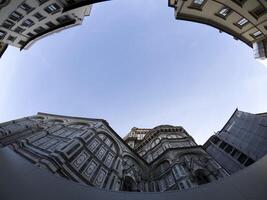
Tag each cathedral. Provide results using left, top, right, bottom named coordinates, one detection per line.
left=0, top=112, right=228, bottom=192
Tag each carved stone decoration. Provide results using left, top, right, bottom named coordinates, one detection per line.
left=83, top=159, right=99, bottom=180
left=88, top=138, right=100, bottom=152
left=0, top=113, right=231, bottom=192
left=94, top=168, right=108, bottom=187
left=104, top=152, right=114, bottom=168
left=72, top=151, right=90, bottom=169
left=96, top=146, right=107, bottom=161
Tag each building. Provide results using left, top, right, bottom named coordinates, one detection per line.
left=0, top=41, right=8, bottom=58
left=204, top=109, right=267, bottom=174
left=0, top=0, right=93, bottom=58
left=0, top=112, right=228, bottom=192
left=1, top=0, right=266, bottom=62
left=168, top=0, right=267, bottom=62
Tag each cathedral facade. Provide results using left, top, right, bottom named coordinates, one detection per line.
left=0, top=112, right=228, bottom=192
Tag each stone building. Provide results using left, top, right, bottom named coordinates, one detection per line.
left=1, top=0, right=266, bottom=62
left=0, top=112, right=228, bottom=192
left=168, top=0, right=267, bottom=62
left=204, top=109, right=267, bottom=174
left=0, top=0, right=93, bottom=58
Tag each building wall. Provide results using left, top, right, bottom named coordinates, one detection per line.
left=0, top=0, right=92, bottom=51
left=0, top=113, right=145, bottom=191
left=169, top=0, right=267, bottom=60
left=120, top=125, right=228, bottom=192
left=0, top=113, right=228, bottom=192
left=204, top=109, right=267, bottom=174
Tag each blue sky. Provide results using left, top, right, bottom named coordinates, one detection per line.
left=0, top=0, right=267, bottom=144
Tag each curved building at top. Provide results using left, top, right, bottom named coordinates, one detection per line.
left=168, top=0, right=267, bottom=61
left=1, top=0, right=266, bottom=63
left=0, top=0, right=95, bottom=57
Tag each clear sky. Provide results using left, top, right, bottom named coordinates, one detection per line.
left=0, top=0, right=267, bottom=144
